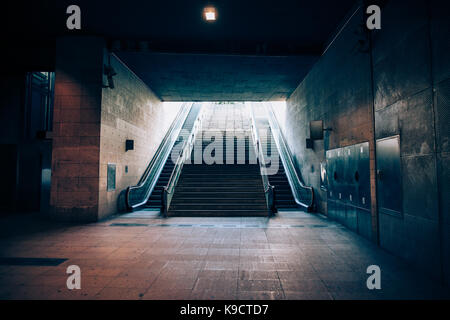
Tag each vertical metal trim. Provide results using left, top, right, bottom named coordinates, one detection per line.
left=367, top=12, right=380, bottom=245
left=426, top=1, right=444, bottom=284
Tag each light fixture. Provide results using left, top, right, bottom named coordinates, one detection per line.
left=203, top=6, right=217, bottom=21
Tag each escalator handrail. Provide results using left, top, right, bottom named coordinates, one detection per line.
left=248, top=102, right=275, bottom=216
left=162, top=104, right=205, bottom=215
left=165, top=105, right=204, bottom=195
left=264, top=102, right=314, bottom=210
left=125, top=102, right=193, bottom=210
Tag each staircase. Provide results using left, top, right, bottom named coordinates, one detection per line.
left=144, top=103, right=202, bottom=209
left=258, top=126, right=298, bottom=209
left=167, top=130, right=268, bottom=217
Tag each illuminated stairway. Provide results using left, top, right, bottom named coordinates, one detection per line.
left=167, top=130, right=268, bottom=217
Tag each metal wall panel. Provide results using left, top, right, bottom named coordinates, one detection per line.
left=335, top=148, right=344, bottom=202
left=345, top=146, right=358, bottom=205
left=356, top=142, right=371, bottom=210
left=327, top=199, right=337, bottom=221
left=326, top=149, right=336, bottom=200
left=342, top=147, right=351, bottom=204
left=346, top=205, right=358, bottom=232
left=356, top=208, right=372, bottom=240
left=335, top=201, right=346, bottom=224
left=326, top=142, right=372, bottom=236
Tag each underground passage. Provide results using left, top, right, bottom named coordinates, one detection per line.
left=1, top=0, right=450, bottom=304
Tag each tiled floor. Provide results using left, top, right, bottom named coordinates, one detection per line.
left=0, top=210, right=449, bottom=300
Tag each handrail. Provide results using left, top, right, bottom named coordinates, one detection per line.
left=125, top=102, right=193, bottom=210
left=264, top=102, right=314, bottom=211
left=248, top=102, right=276, bottom=217
left=161, top=103, right=205, bottom=217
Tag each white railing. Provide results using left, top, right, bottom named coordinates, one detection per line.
left=161, top=103, right=206, bottom=216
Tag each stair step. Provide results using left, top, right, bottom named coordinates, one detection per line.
left=178, top=180, right=263, bottom=184
left=175, top=187, right=264, bottom=192
left=167, top=210, right=268, bottom=217
left=170, top=203, right=266, bottom=208
left=171, top=192, right=265, bottom=198
left=172, top=198, right=266, bottom=203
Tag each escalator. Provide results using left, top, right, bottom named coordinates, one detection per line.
left=258, top=126, right=297, bottom=209
left=143, top=104, right=203, bottom=209
left=125, top=102, right=203, bottom=211
left=250, top=102, right=314, bottom=212
left=126, top=101, right=313, bottom=216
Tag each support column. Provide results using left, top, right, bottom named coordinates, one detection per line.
left=50, top=36, right=105, bottom=222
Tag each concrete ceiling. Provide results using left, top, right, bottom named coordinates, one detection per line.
left=7, top=0, right=362, bottom=100
left=117, top=52, right=318, bottom=101
left=9, top=0, right=358, bottom=56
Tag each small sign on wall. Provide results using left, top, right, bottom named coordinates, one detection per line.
left=126, top=139, right=134, bottom=151
left=107, top=163, right=116, bottom=191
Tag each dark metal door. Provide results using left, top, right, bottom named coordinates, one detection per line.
left=376, top=136, right=402, bottom=216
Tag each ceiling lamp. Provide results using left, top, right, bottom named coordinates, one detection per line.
left=203, top=6, right=217, bottom=22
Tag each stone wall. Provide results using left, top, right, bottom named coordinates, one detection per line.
left=282, top=0, right=449, bottom=284
left=98, top=53, right=182, bottom=219
left=372, top=0, right=449, bottom=284
left=50, top=37, right=104, bottom=222
left=276, top=4, right=375, bottom=234
left=51, top=37, right=181, bottom=221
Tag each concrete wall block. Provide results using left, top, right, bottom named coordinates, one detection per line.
left=98, top=53, right=182, bottom=218
left=357, top=209, right=372, bottom=240
left=52, top=136, right=80, bottom=148
left=51, top=36, right=105, bottom=222
left=376, top=89, right=435, bottom=156
left=402, top=154, right=439, bottom=221
left=379, top=213, right=407, bottom=261
left=431, top=0, right=450, bottom=84
left=78, top=146, right=100, bottom=163
left=53, top=163, right=80, bottom=178
left=403, top=214, right=441, bottom=280
left=438, top=153, right=450, bottom=226
left=443, top=225, right=450, bottom=286
left=55, top=122, right=80, bottom=137
left=52, top=147, right=80, bottom=162
left=49, top=206, right=98, bottom=222
left=345, top=206, right=358, bottom=232
left=59, top=108, right=81, bottom=123
left=399, top=90, right=435, bottom=156
left=79, top=123, right=101, bottom=137
left=56, top=177, right=79, bottom=192
left=435, top=79, right=450, bottom=153
left=373, top=25, right=431, bottom=111
left=371, top=0, right=428, bottom=64
left=57, top=95, right=81, bottom=109
left=54, top=82, right=84, bottom=97
left=374, top=102, right=400, bottom=139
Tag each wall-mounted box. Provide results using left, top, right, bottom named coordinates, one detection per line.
left=125, top=139, right=134, bottom=151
